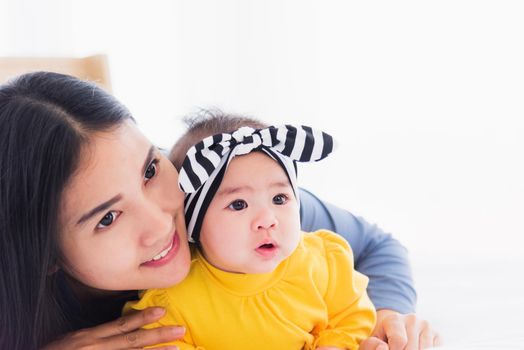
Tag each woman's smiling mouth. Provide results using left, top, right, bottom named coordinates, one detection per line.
left=151, top=241, right=174, bottom=261
left=141, top=232, right=180, bottom=267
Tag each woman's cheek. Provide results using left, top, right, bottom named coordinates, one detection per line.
left=80, top=235, right=137, bottom=276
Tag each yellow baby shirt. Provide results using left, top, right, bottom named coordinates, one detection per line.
left=125, top=230, right=376, bottom=350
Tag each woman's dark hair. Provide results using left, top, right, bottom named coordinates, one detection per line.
left=0, top=72, right=133, bottom=349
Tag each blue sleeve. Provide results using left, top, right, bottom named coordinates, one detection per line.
left=299, top=188, right=417, bottom=314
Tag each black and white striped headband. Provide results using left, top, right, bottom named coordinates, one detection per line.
left=178, top=125, right=334, bottom=243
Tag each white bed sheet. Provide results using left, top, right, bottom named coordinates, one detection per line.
left=412, top=255, right=524, bottom=349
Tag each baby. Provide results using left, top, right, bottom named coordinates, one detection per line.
left=126, top=114, right=376, bottom=350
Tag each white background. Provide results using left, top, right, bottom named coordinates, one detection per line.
left=2, top=0, right=523, bottom=345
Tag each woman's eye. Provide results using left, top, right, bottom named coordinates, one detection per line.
left=228, top=200, right=248, bottom=211
left=273, top=194, right=288, bottom=205
left=96, top=211, right=120, bottom=229
left=145, top=159, right=159, bottom=180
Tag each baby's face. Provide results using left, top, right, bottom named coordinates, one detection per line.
left=199, top=152, right=301, bottom=274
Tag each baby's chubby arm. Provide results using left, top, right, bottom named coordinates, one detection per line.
left=311, top=231, right=376, bottom=350
left=123, top=291, right=203, bottom=350
left=298, top=188, right=416, bottom=314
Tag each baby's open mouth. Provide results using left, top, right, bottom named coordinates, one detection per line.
left=255, top=241, right=278, bottom=258
left=259, top=243, right=275, bottom=249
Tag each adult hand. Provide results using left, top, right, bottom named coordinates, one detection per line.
left=41, top=307, right=184, bottom=350
left=360, top=309, right=441, bottom=350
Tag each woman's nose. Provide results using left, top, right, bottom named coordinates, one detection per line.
left=251, top=207, right=278, bottom=232
left=137, top=198, right=173, bottom=247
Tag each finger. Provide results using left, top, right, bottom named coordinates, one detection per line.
left=129, top=348, right=179, bottom=350
left=103, top=326, right=185, bottom=349
left=433, top=333, right=444, bottom=347
left=360, top=337, right=389, bottom=350
left=404, top=315, right=422, bottom=350
left=372, top=323, right=386, bottom=341
left=92, top=307, right=167, bottom=338
left=382, top=315, right=408, bottom=350
left=418, top=328, right=437, bottom=349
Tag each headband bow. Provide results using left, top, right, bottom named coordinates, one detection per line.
left=178, top=124, right=335, bottom=242
left=179, top=125, right=334, bottom=193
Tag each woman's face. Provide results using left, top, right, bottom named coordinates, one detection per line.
left=59, top=121, right=191, bottom=291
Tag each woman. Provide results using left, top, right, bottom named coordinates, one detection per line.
left=0, top=72, right=438, bottom=349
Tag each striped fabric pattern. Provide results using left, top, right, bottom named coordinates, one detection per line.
left=178, top=124, right=334, bottom=242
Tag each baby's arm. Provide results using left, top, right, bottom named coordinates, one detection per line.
left=312, top=231, right=376, bottom=350
left=301, top=189, right=440, bottom=348
left=299, top=188, right=416, bottom=314
left=123, top=291, right=203, bottom=350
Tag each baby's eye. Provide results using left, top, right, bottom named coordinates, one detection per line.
left=145, top=159, right=159, bottom=181
left=228, top=200, right=248, bottom=211
left=96, top=211, right=120, bottom=229
left=273, top=194, right=288, bottom=205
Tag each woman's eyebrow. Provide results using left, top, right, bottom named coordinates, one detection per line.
left=76, top=194, right=123, bottom=226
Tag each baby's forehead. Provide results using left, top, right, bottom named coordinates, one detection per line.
left=226, top=151, right=285, bottom=173
left=219, top=152, right=295, bottom=190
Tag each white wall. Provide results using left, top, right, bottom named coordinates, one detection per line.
left=1, top=0, right=72, bottom=55
left=2, top=0, right=523, bottom=259
left=3, top=0, right=524, bottom=343
left=2, top=0, right=524, bottom=255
